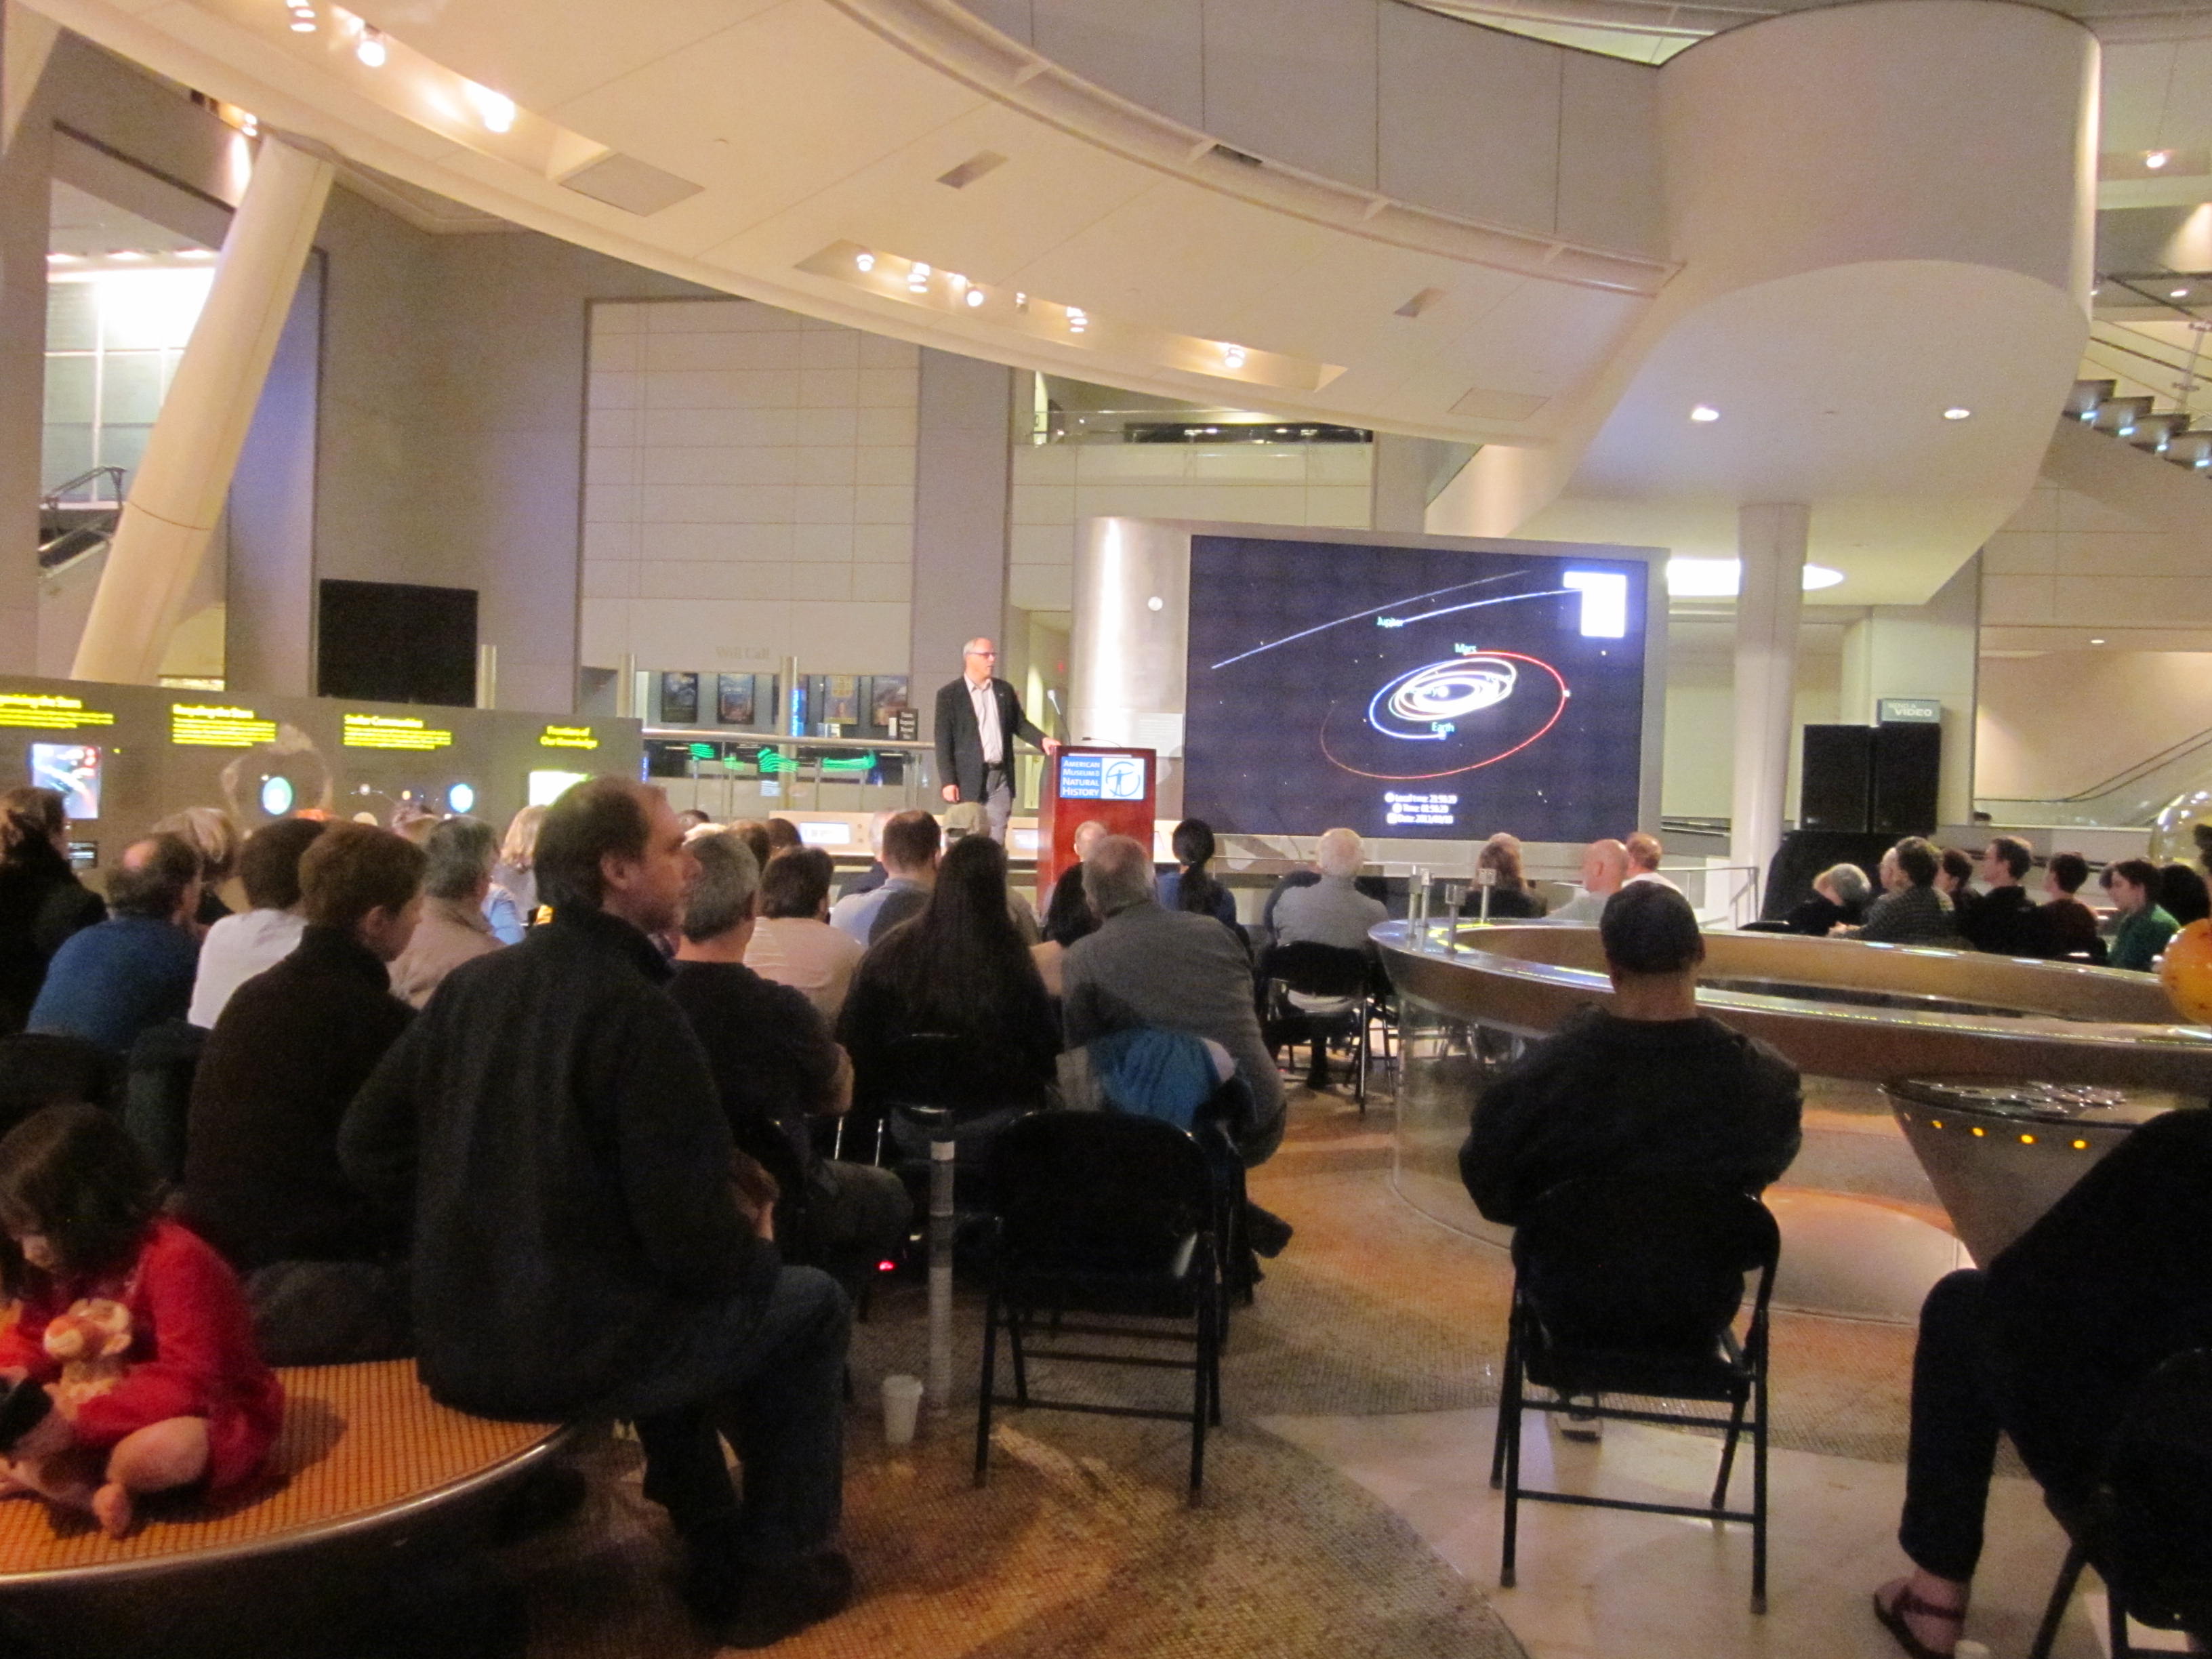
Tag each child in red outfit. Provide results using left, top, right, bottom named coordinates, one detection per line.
left=0, top=1104, right=282, bottom=1537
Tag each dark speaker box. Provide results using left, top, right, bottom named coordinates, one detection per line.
left=1800, top=724, right=1875, bottom=832
left=1872, top=721, right=1942, bottom=836
left=317, top=580, right=478, bottom=708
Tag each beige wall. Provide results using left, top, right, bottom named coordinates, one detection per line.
left=1660, top=624, right=1842, bottom=821
left=1976, top=649, right=2212, bottom=800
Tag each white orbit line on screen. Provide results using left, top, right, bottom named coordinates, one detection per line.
left=1369, top=657, right=1518, bottom=741
left=1206, top=571, right=1525, bottom=670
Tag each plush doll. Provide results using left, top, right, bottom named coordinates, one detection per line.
left=42, top=1298, right=133, bottom=1416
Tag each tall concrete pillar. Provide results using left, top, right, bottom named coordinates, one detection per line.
left=1730, top=502, right=1808, bottom=883
left=908, top=348, right=1012, bottom=738
left=73, top=137, right=331, bottom=684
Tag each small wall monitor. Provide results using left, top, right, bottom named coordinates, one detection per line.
left=29, top=743, right=100, bottom=820
left=527, top=769, right=590, bottom=807
left=1058, top=752, right=1147, bottom=802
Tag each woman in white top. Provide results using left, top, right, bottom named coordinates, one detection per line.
left=745, top=846, right=863, bottom=1021
left=187, top=817, right=329, bottom=1027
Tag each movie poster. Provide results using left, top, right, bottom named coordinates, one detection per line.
left=659, top=672, right=700, bottom=726
left=716, top=674, right=756, bottom=725
left=823, top=675, right=861, bottom=725
left=867, top=676, right=909, bottom=732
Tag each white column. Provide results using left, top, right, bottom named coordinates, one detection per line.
left=73, top=137, right=331, bottom=684
left=1730, top=503, right=1808, bottom=882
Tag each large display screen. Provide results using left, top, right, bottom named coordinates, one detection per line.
left=29, top=743, right=100, bottom=820
left=1182, top=535, right=1650, bottom=841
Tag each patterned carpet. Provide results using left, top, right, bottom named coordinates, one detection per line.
left=3, top=1087, right=1925, bottom=1656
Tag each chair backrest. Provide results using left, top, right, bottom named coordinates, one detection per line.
left=987, top=1111, right=1211, bottom=1273
left=1261, top=941, right=1371, bottom=998
left=0, top=1031, right=118, bottom=1138
left=876, top=1031, right=973, bottom=1114
left=1513, top=1176, right=1780, bottom=1355
left=2102, top=1348, right=2212, bottom=1641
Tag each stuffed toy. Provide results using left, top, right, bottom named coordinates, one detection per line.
left=42, top=1298, right=133, bottom=1416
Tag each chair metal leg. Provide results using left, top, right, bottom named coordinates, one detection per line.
left=2027, top=1540, right=2089, bottom=1659
left=2108, top=1574, right=2134, bottom=1659
left=974, top=1276, right=1000, bottom=1486
left=1189, top=1277, right=1215, bottom=1503
left=1500, top=1314, right=1525, bottom=1589
left=1712, top=1387, right=1748, bottom=1513
left=1007, top=1301, right=1031, bottom=1407
left=1750, top=1358, right=1769, bottom=1615
left=1490, top=1312, right=1520, bottom=1489
left=927, top=1136, right=956, bottom=1414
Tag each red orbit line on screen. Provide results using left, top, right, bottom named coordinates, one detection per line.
left=1317, top=651, right=1570, bottom=781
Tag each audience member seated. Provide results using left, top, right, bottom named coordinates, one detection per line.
left=1785, top=863, right=1870, bottom=936
left=1042, top=819, right=1108, bottom=948
left=837, top=835, right=1059, bottom=1155
left=827, top=808, right=939, bottom=945
left=489, top=804, right=545, bottom=940
left=839, top=810, right=896, bottom=901
left=2157, top=859, right=2211, bottom=928
left=1273, top=828, right=1387, bottom=949
left=1547, top=839, right=1630, bottom=924
left=2033, top=851, right=2106, bottom=963
left=766, top=817, right=804, bottom=859
left=155, top=806, right=241, bottom=928
left=2102, top=857, right=2177, bottom=971
left=1957, top=836, right=2039, bottom=956
left=1158, top=818, right=1240, bottom=933
left=668, top=835, right=909, bottom=1284
left=0, top=787, right=106, bottom=1035
left=184, top=823, right=424, bottom=1364
left=1063, top=836, right=1286, bottom=1166
left=1623, top=830, right=1678, bottom=890
left=1936, top=848, right=1978, bottom=937
left=341, top=778, right=853, bottom=1647
left=1460, top=833, right=1547, bottom=919
left=726, top=819, right=774, bottom=869
left=743, top=847, right=863, bottom=1021
left=674, top=808, right=713, bottom=833
left=389, top=815, right=504, bottom=1008
left=1460, top=882, right=1803, bottom=1227
left=1869, top=1105, right=2212, bottom=1659
left=1844, top=840, right=1959, bottom=945
left=188, top=817, right=327, bottom=1029
left=29, top=834, right=202, bottom=1055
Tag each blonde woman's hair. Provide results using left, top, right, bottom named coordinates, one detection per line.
left=499, top=804, right=548, bottom=870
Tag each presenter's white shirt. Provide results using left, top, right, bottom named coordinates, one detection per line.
left=968, top=675, right=1004, bottom=765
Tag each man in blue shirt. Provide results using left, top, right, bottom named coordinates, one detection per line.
left=30, top=832, right=202, bottom=1054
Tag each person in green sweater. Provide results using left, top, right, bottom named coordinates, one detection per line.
left=2101, top=857, right=2179, bottom=972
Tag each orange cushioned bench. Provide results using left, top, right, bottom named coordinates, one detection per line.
left=0, top=1361, right=562, bottom=1588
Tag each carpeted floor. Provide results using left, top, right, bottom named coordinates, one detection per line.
left=14, top=1086, right=1927, bottom=1657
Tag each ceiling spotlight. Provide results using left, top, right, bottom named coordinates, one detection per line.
left=2173, top=287, right=2192, bottom=300
left=853, top=250, right=874, bottom=272
left=289, top=16, right=316, bottom=30
left=44, top=252, right=77, bottom=265
left=356, top=27, right=386, bottom=66
left=1943, top=407, right=1971, bottom=420
left=2120, top=424, right=2137, bottom=436
left=1014, top=292, right=1028, bottom=312
left=1689, top=404, right=1720, bottom=423
left=178, top=248, right=216, bottom=260
left=1223, top=344, right=1247, bottom=370
left=466, top=83, right=516, bottom=134
left=2091, top=636, right=2108, bottom=645
left=1066, top=306, right=1088, bottom=335
left=964, top=287, right=985, bottom=308
left=2147, top=150, right=2172, bottom=169
left=907, top=262, right=931, bottom=294
left=239, top=112, right=260, bottom=137
left=108, top=249, right=146, bottom=262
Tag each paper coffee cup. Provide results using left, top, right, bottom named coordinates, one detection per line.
left=882, top=1374, right=924, bottom=1446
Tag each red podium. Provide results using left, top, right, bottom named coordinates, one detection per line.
left=1036, top=746, right=1157, bottom=899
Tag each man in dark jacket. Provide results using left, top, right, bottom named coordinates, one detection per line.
left=1460, top=881, right=1803, bottom=1227
left=1957, top=836, right=2039, bottom=957
left=932, top=636, right=1058, bottom=842
left=341, top=778, right=853, bottom=1647
left=184, top=823, right=424, bottom=1363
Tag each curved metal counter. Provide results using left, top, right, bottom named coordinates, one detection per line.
left=1377, top=920, right=2211, bottom=1319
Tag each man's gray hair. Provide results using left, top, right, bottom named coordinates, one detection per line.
left=1317, top=827, right=1364, bottom=879
left=1082, top=835, right=1155, bottom=918
left=422, top=815, right=497, bottom=901
left=681, top=830, right=762, bottom=944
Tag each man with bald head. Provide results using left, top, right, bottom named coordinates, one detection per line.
left=1043, top=819, right=1109, bottom=947
left=1547, top=838, right=1630, bottom=924
left=933, top=636, right=1061, bottom=842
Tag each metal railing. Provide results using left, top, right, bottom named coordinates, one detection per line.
left=41, top=465, right=126, bottom=512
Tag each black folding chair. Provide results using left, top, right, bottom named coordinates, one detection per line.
left=2028, top=1347, right=2212, bottom=1659
left=975, top=1112, right=1223, bottom=1502
left=1489, top=1176, right=1780, bottom=1613
left=1258, top=941, right=1376, bottom=1109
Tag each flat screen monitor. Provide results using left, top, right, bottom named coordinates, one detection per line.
left=527, top=769, right=590, bottom=808
left=1182, top=535, right=1650, bottom=841
left=1057, top=752, right=1147, bottom=802
left=29, top=743, right=100, bottom=820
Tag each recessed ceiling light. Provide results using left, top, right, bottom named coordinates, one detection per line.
left=2091, top=637, right=2107, bottom=645
left=2172, top=287, right=2191, bottom=300
left=1664, top=559, right=1844, bottom=597
left=853, top=251, right=874, bottom=272
left=1943, top=407, right=1971, bottom=420
left=907, top=262, right=930, bottom=293
left=289, top=17, right=316, bottom=30
left=1689, top=404, right=1720, bottom=423
left=1066, top=306, right=1087, bottom=335
left=2147, top=150, right=2173, bottom=169
left=466, top=83, right=516, bottom=134
left=1222, top=344, right=1246, bottom=369
left=108, top=250, right=146, bottom=262
left=964, top=287, right=985, bottom=308
left=178, top=248, right=215, bottom=260
left=356, top=28, right=386, bottom=66
left=44, top=252, right=76, bottom=265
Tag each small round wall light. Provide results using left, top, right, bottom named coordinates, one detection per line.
left=447, top=782, right=477, bottom=815
left=259, top=776, right=295, bottom=816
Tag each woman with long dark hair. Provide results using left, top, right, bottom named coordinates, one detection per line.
left=838, top=835, right=1059, bottom=1128
left=1158, top=819, right=1239, bottom=930
left=1459, top=833, right=1547, bottom=920
left=0, top=789, right=104, bottom=1036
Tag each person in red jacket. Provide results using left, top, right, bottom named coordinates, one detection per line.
left=0, top=1103, right=281, bottom=1536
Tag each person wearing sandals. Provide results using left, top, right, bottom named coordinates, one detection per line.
left=1870, top=1105, right=2212, bottom=1658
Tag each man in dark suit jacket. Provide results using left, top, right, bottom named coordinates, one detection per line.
left=933, top=637, right=1059, bottom=842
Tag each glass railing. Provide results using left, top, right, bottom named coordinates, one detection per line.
left=644, top=733, right=947, bottom=819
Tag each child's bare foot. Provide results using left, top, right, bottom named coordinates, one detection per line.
left=90, top=1482, right=133, bottom=1538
